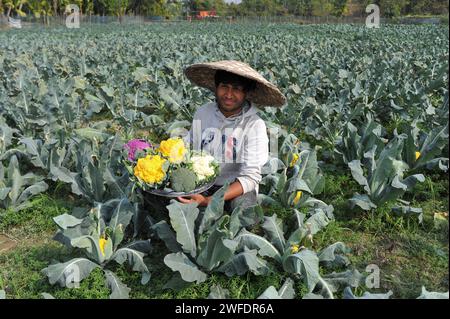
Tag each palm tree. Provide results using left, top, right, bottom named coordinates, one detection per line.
left=52, top=0, right=57, bottom=16
left=5, top=0, right=28, bottom=18
left=27, top=0, right=53, bottom=24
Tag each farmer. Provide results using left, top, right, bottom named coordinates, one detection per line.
left=177, top=60, right=286, bottom=211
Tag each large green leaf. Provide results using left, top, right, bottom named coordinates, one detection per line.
left=287, top=209, right=330, bottom=245
left=305, top=211, right=330, bottom=235
left=257, top=278, right=295, bottom=299
left=278, top=278, right=295, bottom=299
left=287, top=210, right=307, bottom=244
left=108, top=198, right=134, bottom=249
left=276, top=169, right=288, bottom=194
left=318, top=242, right=350, bottom=269
left=257, top=286, right=282, bottom=299
left=379, top=174, right=425, bottom=204
left=283, top=249, right=320, bottom=293
left=111, top=248, right=151, bottom=284
left=198, top=183, right=228, bottom=235
left=416, top=287, right=449, bottom=299
left=88, top=161, right=105, bottom=203
left=163, top=273, right=194, bottom=291
left=207, top=285, right=230, bottom=299
left=167, top=201, right=199, bottom=258
left=124, top=240, right=153, bottom=255
left=287, top=178, right=313, bottom=194
left=322, top=269, right=364, bottom=293
left=0, top=187, right=11, bottom=201
left=70, top=235, right=104, bottom=264
left=53, top=217, right=94, bottom=248
left=16, top=181, right=48, bottom=206
left=294, top=150, right=325, bottom=195
left=74, top=128, right=111, bottom=142
left=0, top=121, right=18, bottom=154
left=229, top=205, right=264, bottom=237
left=103, top=168, right=128, bottom=198
left=348, top=160, right=370, bottom=193
left=152, top=220, right=182, bottom=253
left=53, top=213, right=83, bottom=230
left=257, top=194, right=278, bottom=207
left=349, top=193, right=377, bottom=211
left=104, top=270, right=131, bottom=299
left=20, top=137, right=46, bottom=168
left=198, top=235, right=237, bottom=272
left=392, top=205, right=423, bottom=223
left=229, top=205, right=264, bottom=236
left=164, top=252, right=207, bottom=284
left=409, top=123, right=449, bottom=172
left=262, top=214, right=286, bottom=252
left=8, top=155, right=24, bottom=205
left=218, top=248, right=269, bottom=277
left=234, top=228, right=281, bottom=262
left=42, top=258, right=100, bottom=287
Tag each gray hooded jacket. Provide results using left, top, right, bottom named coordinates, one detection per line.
left=184, top=101, right=269, bottom=194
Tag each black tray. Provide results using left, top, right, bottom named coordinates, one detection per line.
left=145, top=179, right=216, bottom=198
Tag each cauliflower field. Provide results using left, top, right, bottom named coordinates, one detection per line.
left=0, top=22, right=448, bottom=300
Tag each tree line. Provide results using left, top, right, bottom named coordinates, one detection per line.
left=0, top=0, right=448, bottom=21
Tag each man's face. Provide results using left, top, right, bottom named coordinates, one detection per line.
left=215, top=82, right=247, bottom=114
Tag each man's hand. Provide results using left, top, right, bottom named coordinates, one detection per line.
left=176, top=181, right=244, bottom=207
left=177, top=194, right=211, bottom=207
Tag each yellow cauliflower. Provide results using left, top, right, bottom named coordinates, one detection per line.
left=158, top=138, right=186, bottom=164
left=134, top=154, right=167, bottom=185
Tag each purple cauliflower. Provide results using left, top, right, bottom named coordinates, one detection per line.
left=124, top=139, right=152, bottom=161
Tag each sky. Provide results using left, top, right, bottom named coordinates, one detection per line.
left=224, top=0, right=242, bottom=3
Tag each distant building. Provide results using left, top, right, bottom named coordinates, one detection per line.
left=195, top=10, right=218, bottom=19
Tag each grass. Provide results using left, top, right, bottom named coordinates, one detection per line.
left=0, top=230, right=300, bottom=299
left=312, top=170, right=449, bottom=298
left=0, top=194, right=68, bottom=238
left=0, top=191, right=304, bottom=299
left=0, top=169, right=448, bottom=299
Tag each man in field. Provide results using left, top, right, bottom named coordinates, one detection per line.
left=178, top=60, right=286, bottom=211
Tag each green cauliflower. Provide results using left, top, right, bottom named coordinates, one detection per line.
left=170, top=168, right=197, bottom=192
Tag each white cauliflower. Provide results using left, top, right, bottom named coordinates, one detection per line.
left=191, top=155, right=215, bottom=181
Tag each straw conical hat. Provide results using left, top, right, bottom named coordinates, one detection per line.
left=184, top=60, right=286, bottom=107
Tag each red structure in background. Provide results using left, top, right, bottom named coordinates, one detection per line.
left=187, top=10, right=219, bottom=21
left=197, top=10, right=217, bottom=19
